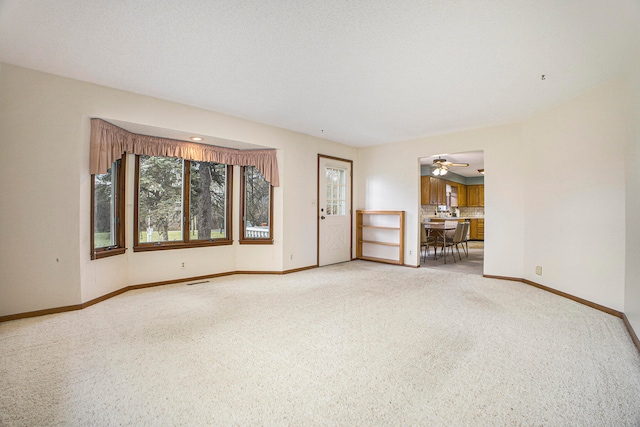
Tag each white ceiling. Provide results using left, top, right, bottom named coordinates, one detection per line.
left=1, top=1, right=639, bottom=148
left=420, top=151, right=484, bottom=178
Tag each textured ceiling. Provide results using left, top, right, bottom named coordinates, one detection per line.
left=1, top=0, right=639, bottom=147
left=421, top=151, right=484, bottom=178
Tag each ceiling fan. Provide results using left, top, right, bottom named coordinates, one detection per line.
left=431, top=157, right=469, bottom=176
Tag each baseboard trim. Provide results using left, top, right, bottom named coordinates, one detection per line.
left=622, top=313, right=640, bottom=351
left=6, top=268, right=639, bottom=355
left=484, top=274, right=622, bottom=317
left=282, top=265, right=318, bottom=274
left=483, top=274, right=523, bottom=283
left=0, top=265, right=318, bottom=323
left=520, top=278, right=622, bottom=318
left=484, top=274, right=639, bottom=354
left=0, top=304, right=84, bottom=322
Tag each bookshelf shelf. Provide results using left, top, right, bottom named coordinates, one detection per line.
left=356, top=210, right=405, bottom=265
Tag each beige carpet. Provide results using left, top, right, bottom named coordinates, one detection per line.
left=1, top=261, right=640, bottom=426
left=421, top=241, right=484, bottom=276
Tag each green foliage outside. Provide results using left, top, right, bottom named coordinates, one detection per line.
left=94, top=157, right=272, bottom=248
left=245, top=166, right=270, bottom=231
left=94, top=166, right=115, bottom=250
left=138, top=156, right=183, bottom=242
left=94, top=232, right=113, bottom=249
left=96, top=230, right=226, bottom=248
left=137, top=230, right=226, bottom=243
left=136, top=156, right=227, bottom=243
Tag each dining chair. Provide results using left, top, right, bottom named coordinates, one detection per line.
left=420, top=224, right=435, bottom=262
left=440, top=220, right=459, bottom=254
left=459, top=221, right=470, bottom=257
left=437, top=222, right=465, bottom=262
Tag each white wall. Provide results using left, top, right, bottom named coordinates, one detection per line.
left=357, top=123, right=525, bottom=277
left=0, top=63, right=357, bottom=316
left=625, top=58, right=640, bottom=333
left=1, top=61, right=636, bottom=320
left=356, top=79, right=631, bottom=313
left=522, top=80, right=628, bottom=311
left=0, top=64, right=84, bottom=312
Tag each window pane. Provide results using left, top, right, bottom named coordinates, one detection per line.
left=190, top=161, right=227, bottom=240
left=93, top=164, right=116, bottom=249
left=244, top=166, right=270, bottom=239
left=325, top=167, right=347, bottom=216
left=138, top=156, right=184, bottom=243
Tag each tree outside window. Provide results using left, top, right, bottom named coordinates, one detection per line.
left=91, top=158, right=125, bottom=259
left=241, top=166, right=273, bottom=243
left=135, top=155, right=232, bottom=250
left=189, top=161, right=228, bottom=240
left=137, top=156, right=184, bottom=243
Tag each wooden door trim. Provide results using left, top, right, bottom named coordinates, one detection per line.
left=317, top=154, right=354, bottom=267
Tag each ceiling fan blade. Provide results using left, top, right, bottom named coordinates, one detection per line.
left=449, top=163, right=469, bottom=167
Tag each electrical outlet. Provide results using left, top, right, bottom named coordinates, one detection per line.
left=289, top=254, right=293, bottom=260
left=181, top=262, right=185, bottom=269
left=535, top=266, right=542, bottom=275
left=409, top=250, right=412, bottom=255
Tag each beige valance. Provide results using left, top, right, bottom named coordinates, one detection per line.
left=90, top=118, right=280, bottom=186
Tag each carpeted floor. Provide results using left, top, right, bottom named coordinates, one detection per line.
left=421, top=241, right=484, bottom=276
left=1, top=261, right=639, bottom=425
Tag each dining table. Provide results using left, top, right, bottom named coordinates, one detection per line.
left=423, top=222, right=457, bottom=264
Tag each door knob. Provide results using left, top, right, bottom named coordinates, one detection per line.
left=320, top=216, right=326, bottom=220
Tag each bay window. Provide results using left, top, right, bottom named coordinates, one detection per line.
left=134, top=155, right=232, bottom=250
left=90, top=119, right=279, bottom=255
left=240, top=165, right=273, bottom=244
left=91, top=157, right=126, bottom=259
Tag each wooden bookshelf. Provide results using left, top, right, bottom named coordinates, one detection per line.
left=356, top=210, right=405, bottom=265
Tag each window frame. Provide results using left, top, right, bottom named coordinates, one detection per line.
left=239, top=165, right=274, bottom=245
left=91, top=157, right=126, bottom=260
left=133, top=155, right=233, bottom=252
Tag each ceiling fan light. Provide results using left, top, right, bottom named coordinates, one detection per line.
left=432, top=168, right=440, bottom=176
left=440, top=168, right=447, bottom=175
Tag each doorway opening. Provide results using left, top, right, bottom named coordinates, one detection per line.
left=418, top=150, right=484, bottom=275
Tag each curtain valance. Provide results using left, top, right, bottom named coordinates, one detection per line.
left=90, top=118, right=280, bottom=186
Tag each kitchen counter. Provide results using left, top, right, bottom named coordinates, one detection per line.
left=424, top=216, right=483, bottom=221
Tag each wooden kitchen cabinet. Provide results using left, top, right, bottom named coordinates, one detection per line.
left=420, top=176, right=449, bottom=205
left=467, top=185, right=484, bottom=207
left=457, top=183, right=467, bottom=206
left=429, top=177, right=446, bottom=205
left=469, top=218, right=485, bottom=240
left=420, top=176, right=430, bottom=205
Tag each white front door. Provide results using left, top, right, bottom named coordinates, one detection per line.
left=318, top=156, right=352, bottom=266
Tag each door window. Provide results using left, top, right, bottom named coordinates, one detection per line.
left=325, top=167, right=346, bottom=216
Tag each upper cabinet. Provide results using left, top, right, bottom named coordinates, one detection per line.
left=421, top=177, right=470, bottom=206
left=457, top=183, right=467, bottom=206
left=467, top=184, right=484, bottom=207
left=420, top=176, right=431, bottom=205
left=429, top=177, right=446, bottom=205
left=421, top=177, right=483, bottom=207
